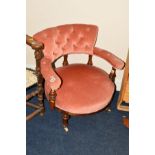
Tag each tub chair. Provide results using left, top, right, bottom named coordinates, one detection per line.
left=27, top=24, right=125, bottom=132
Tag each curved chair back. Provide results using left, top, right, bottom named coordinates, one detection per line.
left=33, top=24, right=98, bottom=61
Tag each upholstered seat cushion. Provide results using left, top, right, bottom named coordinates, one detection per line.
left=45, top=64, right=115, bottom=114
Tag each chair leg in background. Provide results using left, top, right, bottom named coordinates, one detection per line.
left=26, top=89, right=45, bottom=121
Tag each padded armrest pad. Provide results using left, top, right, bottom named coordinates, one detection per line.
left=93, top=47, right=125, bottom=70
left=41, top=58, right=61, bottom=90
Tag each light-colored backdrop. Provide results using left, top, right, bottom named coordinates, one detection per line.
left=26, top=0, right=128, bottom=90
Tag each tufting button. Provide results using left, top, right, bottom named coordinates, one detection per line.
left=79, top=37, right=84, bottom=42
left=85, top=45, right=89, bottom=49
left=86, top=27, right=90, bottom=32
left=66, top=38, right=70, bottom=42
left=62, top=47, right=66, bottom=51
left=53, top=51, right=57, bottom=56
left=55, top=41, right=60, bottom=45
left=73, top=44, right=77, bottom=49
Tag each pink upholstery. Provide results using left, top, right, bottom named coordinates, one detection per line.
left=45, top=64, right=115, bottom=114
left=41, top=58, right=61, bottom=90
left=33, top=24, right=125, bottom=114
left=94, top=47, right=125, bottom=70
left=33, top=24, right=98, bottom=61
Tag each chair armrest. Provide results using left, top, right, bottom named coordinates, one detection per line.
left=93, top=47, right=125, bottom=70
left=41, top=58, right=61, bottom=90
left=26, top=35, right=44, bottom=50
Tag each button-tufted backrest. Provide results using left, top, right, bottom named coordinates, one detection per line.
left=33, top=24, right=98, bottom=62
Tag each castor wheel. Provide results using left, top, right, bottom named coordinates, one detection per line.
left=105, top=107, right=112, bottom=112
left=64, top=126, right=69, bottom=132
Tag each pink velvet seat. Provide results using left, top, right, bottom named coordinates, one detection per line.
left=45, top=64, right=115, bottom=114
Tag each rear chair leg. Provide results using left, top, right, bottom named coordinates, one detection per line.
left=87, top=55, right=93, bottom=65
left=109, top=67, right=116, bottom=82
left=62, top=112, right=70, bottom=132
left=106, top=67, right=117, bottom=112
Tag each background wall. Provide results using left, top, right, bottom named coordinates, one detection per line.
left=26, top=0, right=128, bottom=90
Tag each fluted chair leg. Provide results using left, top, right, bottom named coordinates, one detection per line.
left=62, top=112, right=70, bottom=132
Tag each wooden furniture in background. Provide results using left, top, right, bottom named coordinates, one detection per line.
left=26, top=35, right=45, bottom=121
left=26, top=69, right=44, bottom=120
left=117, top=53, right=129, bottom=111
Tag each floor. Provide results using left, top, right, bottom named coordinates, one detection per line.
left=26, top=87, right=129, bottom=155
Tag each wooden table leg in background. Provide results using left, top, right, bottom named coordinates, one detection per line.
left=26, top=69, right=44, bottom=121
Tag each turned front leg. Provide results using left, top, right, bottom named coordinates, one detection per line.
left=49, top=90, right=57, bottom=110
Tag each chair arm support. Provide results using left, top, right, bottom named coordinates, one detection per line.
left=41, top=58, right=61, bottom=91
left=93, top=47, right=125, bottom=70
left=26, top=35, right=44, bottom=50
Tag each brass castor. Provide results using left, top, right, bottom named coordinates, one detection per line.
left=105, top=107, right=112, bottom=112
left=64, top=126, right=69, bottom=132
